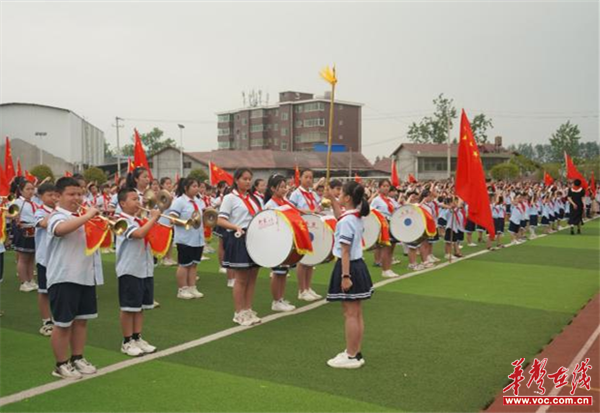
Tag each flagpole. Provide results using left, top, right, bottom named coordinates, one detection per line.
left=319, top=65, right=337, bottom=209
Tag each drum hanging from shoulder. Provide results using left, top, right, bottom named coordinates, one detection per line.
left=245, top=210, right=302, bottom=268
left=299, top=214, right=334, bottom=266
left=390, top=204, right=436, bottom=244
left=362, top=212, right=382, bottom=250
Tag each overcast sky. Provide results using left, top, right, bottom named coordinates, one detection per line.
left=1, top=1, right=598, bottom=160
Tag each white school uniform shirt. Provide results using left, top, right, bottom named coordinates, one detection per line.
left=15, top=196, right=37, bottom=227
left=115, top=213, right=153, bottom=278
left=34, top=205, right=54, bottom=266
left=445, top=208, right=464, bottom=232
left=370, top=195, right=399, bottom=220
left=46, top=207, right=104, bottom=289
left=218, top=190, right=262, bottom=230
left=491, top=204, right=504, bottom=219
left=509, top=203, right=522, bottom=224
left=333, top=209, right=364, bottom=261
left=526, top=202, right=537, bottom=217
left=253, top=192, right=265, bottom=209
left=0, top=241, right=5, bottom=254
left=87, top=194, right=105, bottom=210
left=288, top=187, right=320, bottom=212
left=169, top=194, right=206, bottom=247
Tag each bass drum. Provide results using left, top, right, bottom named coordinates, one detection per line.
left=300, top=214, right=334, bottom=266
left=245, top=210, right=302, bottom=268
left=362, top=212, right=382, bottom=250
left=390, top=204, right=433, bottom=244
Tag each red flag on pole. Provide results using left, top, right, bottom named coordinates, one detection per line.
left=589, top=172, right=596, bottom=197
left=0, top=160, right=8, bottom=196
left=564, top=152, right=588, bottom=190
left=24, top=170, right=36, bottom=184
left=391, top=158, right=400, bottom=187
left=455, top=109, right=495, bottom=240
left=354, top=173, right=362, bottom=183
left=4, top=137, right=15, bottom=184
left=209, top=161, right=233, bottom=186
left=543, top=171, right=554, bottom=187
left=133, top=129, right=153, bottom=180
left=408, top=173, right=417, bottom=184
left=16, top=158, right=23, bottom=177
left=64, top=171, right=73, bottom=177
left=127, top=157, right=134, bottom=173
left=294, top=164, right=300, bottom=187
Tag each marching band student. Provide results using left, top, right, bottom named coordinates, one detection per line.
left=116, top=187, right=161, bottom=356
left=159, top=177, right=177, bottom=266
left=507, top=193, right=524, bottom=245
left=34, top=183, right=58, bottom=336
left=263, top=174, right=297, bottom=312
left=251, top=178, right=266, bottom=207
left=288, top=169, right=322, bottom=301
left=217, top=168, right=263, bottom=326
left=169, top=177, right=206, bottom=300
left=13, top=178, right=38, bottom=292
left=213, top=180, right=233, bottom=283
left=149, top=179, right=160, bottom=194
left=518, top=195, right=529, bottom=241
left=464, top=204, right=477, bottom=247
left=47, top=177, right=104, bottom=379
left=420, top=189, right=441, bottom=265
left=324, top=180, right=373, bottom=369
left=86, top=182, right=103, bottom=210
left=444, top=197, right=464, bottom=259
left=491, top=194, right=505, bottom=249
left=126, top=167, right=151, bottom=199
left=370, top=179, right=400, bottom=278
left=568, top=179, right=585, bottom=235
left=540, top=194, right=553, bottom=235
left=404, top=191, right=430, bottom=269
left=527, top=194, right=539, bottom=239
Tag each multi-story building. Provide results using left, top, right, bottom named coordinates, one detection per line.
left=216, top=91, right=362, bottom=152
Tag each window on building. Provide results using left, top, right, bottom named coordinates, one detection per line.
left=275, top=110, right=279, bottom=117
left=183, top=161, right=192, bottom=168
left=251, top=139, right=265, bottom=147
left=303, top=118, right=325, bottom=127
left=274, top=124, right=279, bottom=131
left=303, top=102, right=325, bottom=112
left=251, top=124, right=265, bottom=133
left=242, top=118, right=247, bottom=125
left=251, top=109, right=265, bottom=118
left=242, top=132, right=248, bottom=140
left=281, top=128, right=288, bottom=136
left=274, top=138, right=279, bottom=146
left=295, top=106, right=303, bottom=113
left=281, top=112, right=289, bottom=121
left=281, top=141, right=288, bottom=150
left=218, top=114, right=231, bottom=123
left=218, top=141, right=232, bottom=149
left=296, top=132, right=327, bottom=144
left=218, top=128, right=230, bottom=136
left=235, top=114, right=240, bottom=120
left=295, top=120, right=303, bottom=128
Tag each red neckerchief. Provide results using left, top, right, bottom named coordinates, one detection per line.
left=254, top=192, right=264, bottom=200
left=42, top=205, right=53, bottom=214
left=233, top=190, right=260, bottom=216
left=379, top=194, right=394, bottom=214
left=188, top=196, right=200, bottom=212
left=103, top=194, right=110, bottom=207
left=338, top=208, right=360, bottom=222
left=202, top=195, right=211, bottom=208
left=298, top=187, right=317, bottom=211
left=271, top=196, right=298, bottom=211
left=21, top=197, right=37, bottom=213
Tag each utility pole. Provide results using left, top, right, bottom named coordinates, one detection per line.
left=446, top=116, right=451, bottom=179
left=113, top=117, right=124, bottom=176
left=178, top=124, right=185, bottom=178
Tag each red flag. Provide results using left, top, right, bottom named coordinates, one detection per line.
left=354, top=173, right=362, bottom=183
left=4, top=137, right=15, bottom=183
left=24, top=170, right=36, bottom=184
left=16, top=158, right=23, bottom=177
left=408, top=173, right=417, bottom=184
left=455, top=109, right=495, bottom=240
left=146, top=222, right=173, bottom=258
left=543, top=171, right=554, bottom=187
left=209, top=161, right=233, bottom=186
left=127, top=157, right=134, bottom=173
left=589, top=172, right=596, bottom=197
left=133, top=129, right=153, bottom=179
left=0, top=160, right=8, bottom=196
left=391, top=159, right=400, bottom=187
left=294, top=164, right=300, bottom=187
left=564, top=152, right=588, bottom=190
left=65, top=171, right=73, bottom=177
left=84, top=218, right=110, bottom=255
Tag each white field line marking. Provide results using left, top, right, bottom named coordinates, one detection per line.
left=535, top=325, right=600, bottom=413
left=1, top=218, right=597, bottom=407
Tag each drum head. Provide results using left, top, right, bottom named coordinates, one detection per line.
left=390, top=205, right=427, bottom=243
left=300, top=214, right=334, bottom=266
left=246, top=210, right=295, bottom=268
left=362, top=213, right=381, bottom=250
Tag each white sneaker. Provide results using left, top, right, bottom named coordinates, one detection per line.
left=408, top=263, right=424, bottom=271
left=307, top=288, right=322, bottom=300
left=19, top=282, right=36, bottom=292
left=121, top=341, right=144, bottom=357
left=459, top=244, right=464, bottom=249
left=232, top=311, right=253, bottom=327
left=226, top=279, right=235, bottom=288
left=134, top=338, right=157, bottom=354
left=39, top=323, right=54, bottom=337
left=392, top=259, right=402, bottom=265
left=468, top=243, right=477, bottom=247
left=327, top=352, right=364, bottom=369
left=201, top=255, right=210, bottom=261
left=271, top=299, right=296, bottom=312
left=204, top=246, right=215, bottom=254
left=219, top=267, right=227, bottom=274
left=382, top=270, right=400, bottom=278
left=245, top=309, right=262, bottom=325
left=52, top=363, right=82, bottom=380
left=516, top=239, right=526, bottom=244
left=72, top=358, right=97, bottom=375
left=177, top=287, right=194, bottom=300
left=162, top=258, right=176, bottom=267
left=189, top=286, right=204, bottom=298
left=153, top=300, right=160, bottom=308
left=298, top=290, right=318, bottom=302
left=422, top=261, right=434, bottom=269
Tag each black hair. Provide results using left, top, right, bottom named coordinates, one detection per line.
left=72, top=173, right=85, bottom=182
left=378, top=178, right=391, bottom=188
left=217, top=180, right=228, bottom=189
left=342, top=181, right=370, bottom=217
left=419, top=189, right=431, bottom=203
left=300, top=169, right=313, bottom=179
left=329, top=179, right=342, bottom=189
left=574, top=179, right=582, bottom=186
left=251, top=178, right=265, bottom=194
left=316, top=184, right=324, bottom=190
left=159, top=177, right=172, bottom=187
left=232, top=168, right=260, bottom=207
left=55, top=177, right=81, bottom=194
left=175, top=177, right=200, bottom=197
left=117, top=187, right=137, bottom=205
left=16, top=177, right=34, bottom=197
left=38, top=183, right=57, bottom=196
left=264, top=174, right=286, bottom=204
left=126, top=167, right=148, bottom=190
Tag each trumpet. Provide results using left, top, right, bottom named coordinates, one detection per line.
left=138, top=206, right=194, bottom=230
left=1, top=203, right=19, bottom=218
left=143, top=189, right=172, bottom=211
left=0, top=194, right=16, bottom=203
left=77, top=203, right=129, bottom=235
left=202, top=207, right=218, bottom=229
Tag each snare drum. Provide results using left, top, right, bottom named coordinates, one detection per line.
left=245, top=210, right=302, bottom=268
left=299, top=214, right=334, bottom=266
left=390, top=204, right=436, bottom=244
left=362, top=213, right=381, bottom=250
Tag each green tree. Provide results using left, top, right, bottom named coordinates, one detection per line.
left=490, top=163, right=519, bottom=181
left=121, top=127, right=177, bottom=156
left=407, top=94, right=457, bottom=144
left=470, top=114, right=494, bottom=144
left=509, top=154, right=539, bottom=176
left=549, top=121, right=581, bottom=162
left=188, top=168, right=208, bottom=183
left=104, top=142, right=115, bottom=159
left=30, top=165, right=54, bottom=182
left=83, top=167, right=108, bottom=185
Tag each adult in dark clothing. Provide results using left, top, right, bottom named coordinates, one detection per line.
left=568, top=179, right=585, bottom=234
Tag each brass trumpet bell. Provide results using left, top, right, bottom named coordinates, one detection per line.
left=1, top=203, right=20, bottom=218
left=0, top=194, right=16, bottom=203
left=143, top=189, right=172, bottom=211
left=202, top=208, right=218, bottom=229
left=109, top=218, right=129, bottom=236
left=190, top=211, right=202, bottom=229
